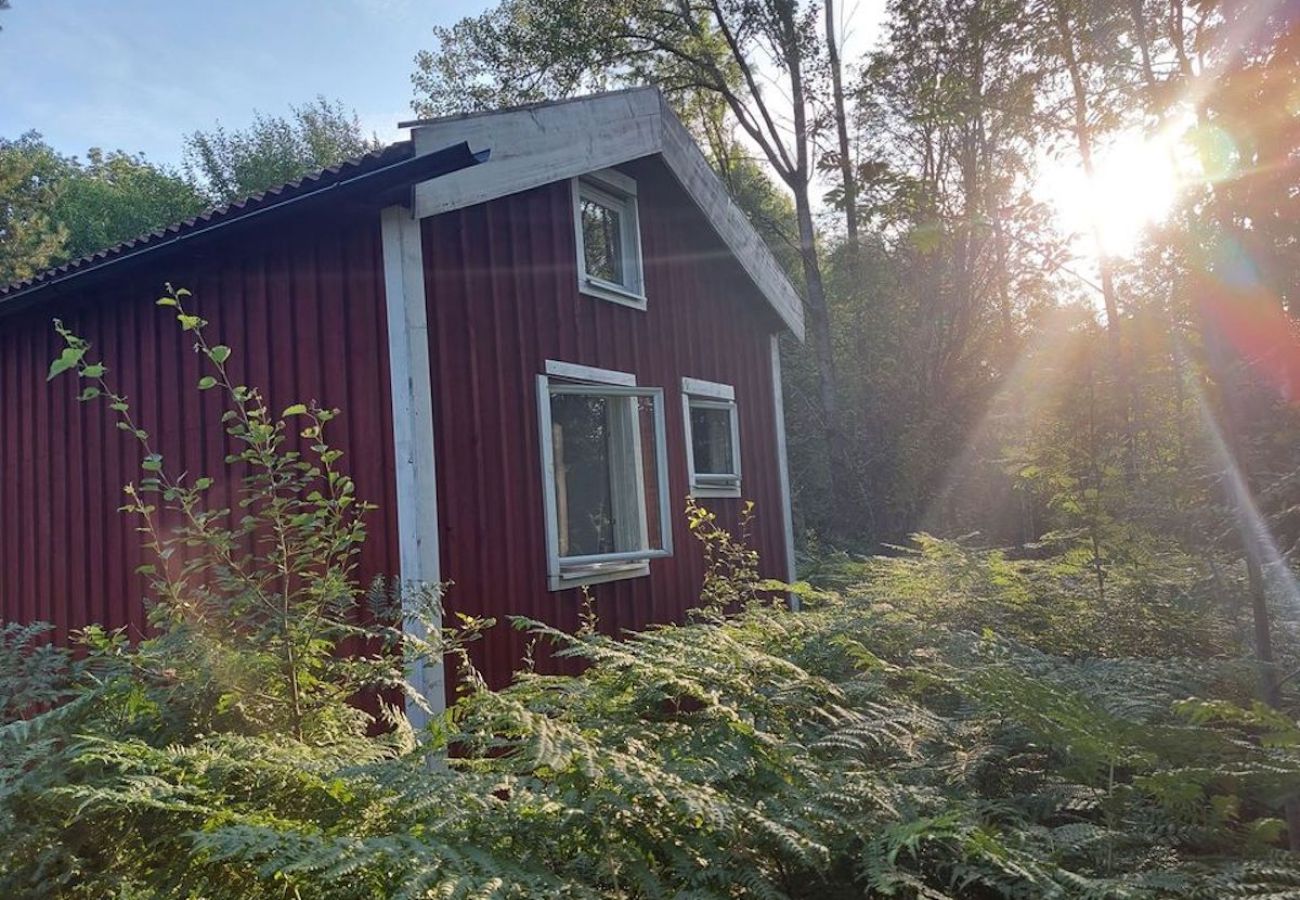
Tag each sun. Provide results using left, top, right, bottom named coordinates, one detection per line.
left=1037, top=126, right=1195, bottom=258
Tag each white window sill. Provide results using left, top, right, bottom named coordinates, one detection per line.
left=549, top=560, right=651, bottom=592
left=580, top=278, right=647, bottom=310
left=690, top=484, right=743, bottom=499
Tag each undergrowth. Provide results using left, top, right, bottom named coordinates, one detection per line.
left=3, top=291, right=1300, bottom=897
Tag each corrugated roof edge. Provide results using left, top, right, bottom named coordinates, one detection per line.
left=0, top=140, right=484, bottom=306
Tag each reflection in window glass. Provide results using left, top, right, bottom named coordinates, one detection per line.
left=581, top=196, right=624, bottom=285
left=549, top=394, right=615, bottom=557
left=690, top=403, right=736, bottom=475
left=549, top=390, right=664, bottom=561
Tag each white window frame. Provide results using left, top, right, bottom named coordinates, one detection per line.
left=572, top=168, right=646, bottom=310
left=538, top=360, right=673, bottom=590
left=682, top=377, right=742, bottom=499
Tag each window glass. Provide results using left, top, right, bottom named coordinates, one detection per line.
left=548, top=388, right=665, bottom=561
left=580, top=195, right=625, bottom=285
left=549, top=393, right=615, bottom=557
left=690, top=403, right=736, bottom=475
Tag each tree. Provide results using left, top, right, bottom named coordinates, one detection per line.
left=183, top=96, right=380, bottom=204
left=0, top=132, right=70, bottom=284
left=412, top=0, right=853, bottom=524
left=55, top=148, right=206, bottom=260
left=0, top=133, right=206, bottom=283
left=1030, top=0, right=1137, bottom=358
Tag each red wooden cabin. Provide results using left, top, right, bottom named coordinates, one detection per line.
left=0, top=89, right=802, bottom=709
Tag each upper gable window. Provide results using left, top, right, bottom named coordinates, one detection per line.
left=573, top=169, right=646, bottom=309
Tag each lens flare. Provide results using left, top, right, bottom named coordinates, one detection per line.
left=1037, top=125, right=1198, bottom=257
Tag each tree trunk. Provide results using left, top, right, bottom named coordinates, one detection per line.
left=778, top=0, right=850, bottom=529
left=1210, top=336, right=1300, bottom=851
left=824, top=0, right=858, bottom=241
left=1051, top=2, right=1122, bottom=358
left=1051, top=1, right=1137, bottom=478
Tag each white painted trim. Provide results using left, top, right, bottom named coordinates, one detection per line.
left=537, top=368, right=673, bottom=592
left=572, top=176, right=647, bottom=309
left=770, top=334, right=798, bottom=610
left=682, top=385, right=743, bottom=500
left=681, top=376, right=735, bottom=401
left=381, top=205, right=445, bottom=724
left=544, top=359, right=637, bottom=386
left=584, top=165, right=638, bottom=196
left=407, top=87, right=804, bottom=340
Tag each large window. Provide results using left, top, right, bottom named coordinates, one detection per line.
left=682, top=377, right=742, bottom=498
left=572, top=169, right=645, bottom=308
left=538, top=361, right=671, bottom=589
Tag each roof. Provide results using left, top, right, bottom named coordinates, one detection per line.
left=3, top=88, right=803, bottom=338
left=404, top=88, right=805, bottom=340
left=0, top=140, right=486, bottom=307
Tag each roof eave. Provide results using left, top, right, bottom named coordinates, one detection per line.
left=0, top=141, right=486, bottom=310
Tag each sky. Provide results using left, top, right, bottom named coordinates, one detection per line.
left=0, top=0, right=487, bottom=169
left=1, top=1, right=887, bottom=174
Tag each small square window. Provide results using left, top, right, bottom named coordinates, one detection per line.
left=682, top=378, right=741, bottom=498
left=539, top=363, right=672, bottom=590
left=573, top=170, right=645, bottom=308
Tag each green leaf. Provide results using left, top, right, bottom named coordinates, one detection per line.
left=81, top=363, right=106, bottom=379
left=282, top=403, right=309, bottom=417
left=47, top=347, right=84, bottom=381
left=194, top=477, right=214, bottom=491
left=198, top=376, right=218, bottom=390
left=78, top=386, right=101, bottom=401
left=156, top=296, right=177, bottom=307
left=141, top=455, right=163, bottom=472
left=208, top=345, right=231, bottom=364
left=135, top=564, right=156, bottom=575
left=177, top=314, right=202, bottom=332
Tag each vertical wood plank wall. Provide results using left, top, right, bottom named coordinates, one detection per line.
left=0, top=214, right=400, bottom=642
left=0, top=156, right=794, bottom=698
left=422, top=157, right=790, bottom=688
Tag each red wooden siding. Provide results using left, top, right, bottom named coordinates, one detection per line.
left=422, top=156, right=789, bottom=688
left=0, top=213, right=400, bottom=642
left=0, top=154, right=795, bottom=700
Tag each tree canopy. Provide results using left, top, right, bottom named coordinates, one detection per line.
left=183, top=96, right=380, bottom=203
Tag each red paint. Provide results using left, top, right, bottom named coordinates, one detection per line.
left=422, top=157, right=788, bottom=688
left=0, top=213, right=400, bottom=644
left=0, top=156, right=791, bottom=695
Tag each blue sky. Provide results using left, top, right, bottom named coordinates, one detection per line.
left=0, top=0, right=487, bottom=169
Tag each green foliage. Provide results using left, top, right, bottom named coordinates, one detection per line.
left=0, top=132, right=205, bottom=280
left=819, top=533, right=1238, bottom=661
left=4, top=368, right=1299, bottom=899
left=53, top=147, right=206, bottom=260
left=183, top=97, right=379, bottom=204
left=0, top=131, right=70, bottom=283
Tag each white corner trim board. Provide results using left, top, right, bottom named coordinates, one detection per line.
left=406, top=88, right=805, bottom=342
left=770, top=334, right=798, bottom=611
left=381, top=205, right=445, bottom=725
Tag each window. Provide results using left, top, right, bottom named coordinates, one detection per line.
left=538, top=361, right=672, bottom=589
left=573, top=169, right=645, bottom=308
left=682, top=377, right=741, bottom=498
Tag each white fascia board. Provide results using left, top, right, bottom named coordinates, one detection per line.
left=407, top=88, right=805, bottom=341
left=653, top=92, right=805, bottom=341
left=412, top=89, right=662, bottom=219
